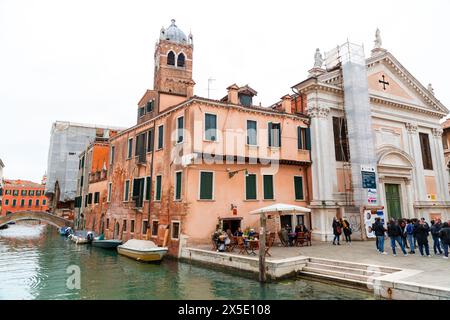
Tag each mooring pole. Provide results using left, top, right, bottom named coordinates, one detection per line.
left=259, top=213, right=267, bottom=282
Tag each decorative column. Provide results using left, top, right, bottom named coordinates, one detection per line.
left=405, top=178, right=415, bottom=218
left=432, top=128, right=450, bottom=201
left=406, top=122, right=427, bottom=202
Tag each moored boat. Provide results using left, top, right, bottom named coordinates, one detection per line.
left=117, top=239, right=168, bottom=262
left=92, top=239, right=123, bottom=249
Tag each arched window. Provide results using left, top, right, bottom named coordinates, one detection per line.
left=177, top=53, right=185, bottom=67
left=167, top=51, right=175, bottom=66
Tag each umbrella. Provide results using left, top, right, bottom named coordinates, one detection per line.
left=250, top=203, right=311, bottom=215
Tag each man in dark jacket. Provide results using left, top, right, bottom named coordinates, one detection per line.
left=438, top=222, right=450, bottom=259
left=371, top=218, right=387, bottom=254
left=387, top=219, right=407, bottom=256
left=430, top=220, right=443, bottom=255
left=414, top=219, right=430, bottom=257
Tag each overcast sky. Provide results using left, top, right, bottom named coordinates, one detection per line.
left=1, top=0, right=449, bottom=182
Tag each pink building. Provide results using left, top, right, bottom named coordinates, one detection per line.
left=105, top=20, right=311, bottom=256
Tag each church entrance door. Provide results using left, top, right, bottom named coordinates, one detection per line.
left=385, top=184, right=402, bottom=220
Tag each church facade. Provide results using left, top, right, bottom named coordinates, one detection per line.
left=294, top=31, right=450, bottom=241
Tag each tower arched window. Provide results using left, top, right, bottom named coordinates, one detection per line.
left=177, top=53, right=185, bottom=67
left=167, top=51, right=175, bottom=66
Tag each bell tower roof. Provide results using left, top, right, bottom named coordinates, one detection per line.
left=160, top=19, right=189, bottom=45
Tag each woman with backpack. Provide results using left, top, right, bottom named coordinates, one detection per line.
left=332, top=217, right=342, bottom=245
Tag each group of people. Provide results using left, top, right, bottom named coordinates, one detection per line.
left=370, top=217, right=450, bottom=258
left=212, top=227, right=258, bottom=252
left=331, top=217, right=353, bottom=245
left=279, top=224, right=309, bottom=246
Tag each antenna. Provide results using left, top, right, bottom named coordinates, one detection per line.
left=207, top=77, right=216, bottom=99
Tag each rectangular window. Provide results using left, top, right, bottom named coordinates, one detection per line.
left=28, top=190, right=35, bottom=196
left=147, top=128, right=154, bottom=152
left=12, top=199, right=16, bottom=207
left=20, top=199, right=24, bottom=207
left=142, top=220, right=148, bottom=235
left=175, top=171, right=182, bottom=200
left=138, top=106, right=145, bottom=118
left=28, top=199, right=32, bottom=207
left=263, top=175, right=274, bottom=200
left=171, top=221, right=180, bottom=240
left=43, top=199, right=47, bottom=206
left=333, top=117, right=350, bottom=162
left=135, top=132, right=147, bottom=162
left=36, top=199, right=40, bottom=207
left=146, top=100, right=154, bottom=113
left=245, top=173, right=257, bottom=200
left=420, top=132, right=433, bottom=170
left=155, top=175, right=162, bottom=201
left=21, top=190, right=27, bottom=196
left=107, top=183, right=112, bottom=203
left=5, top=199, right=9, bottom=206
left=157, top=125, right=164, bottom=149
left=84, top=195, right=88, bottom=207
left=5, top=190, right=11, bottom=195
left=94, top=192, right=100, bottom=204
left=122, top=220, right=127, bottom=232
left=205, top=113, right=217, bottom=141
left=297, top=127, right=312, bottom=150
left=110, top=146, right=115, bottom=165
left=127, top=138, right=133, bottom=159
left=132, top=177, right=145, bottom=208
left=124, top=180, right=130, bottom=202
left=199, top=171, right=214, bottom=200
left=177, top=116, right=184, bottom=143
left=151, top=220, right=158, bottom=236
left=88, top=193, right=93, bottom=205
left=74, top=196, right=81, bottom=208
left=13, top=190, right=18, bottom=196
left=36, top=190, right=41, bottom=196
left=294, top=176, right=304, bottom=200
left=145, top=176, right=151, bottom=201
left=106, top=218, right=110, bottom=230
left=247, top=120, right=257, bottom=145
left=268, top=122, right=281, bottom=147
left=130, top=220, right=135, bottom=233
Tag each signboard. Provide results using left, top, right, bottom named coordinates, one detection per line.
left=364, top=209, right=385, bottom=238
left=361, top=171, right=377, bottom=189
left=367, top=188, right=377, bottom=204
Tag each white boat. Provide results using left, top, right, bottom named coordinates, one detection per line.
left=117, top=239, right=168, bottom=262
left=68, top=232, right=90, bottom=245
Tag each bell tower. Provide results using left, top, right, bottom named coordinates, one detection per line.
left=153, top=19, right=194, bottom=96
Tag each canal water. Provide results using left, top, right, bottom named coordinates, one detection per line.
left=0, top=222, right=376, bottom=300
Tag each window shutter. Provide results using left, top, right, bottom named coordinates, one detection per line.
left=246, top=174, right=257, bottom=200
left=155, top=176, right=162, bottom=200
left=297, top=127, right=303, bottom=150
left=294, top=176, right=304, bottom=200
left=268, top=122, right=273, bottom=146
left=147, top=129, right=154, bottom=152
left=263, top=175, right=274, bottom=200
left=158, top=126, right=164, bottom=149
left=145, top=177, right=151, bottom=200
left=200, top=172, right=213, bottom=200
left=175, top=172, right=182, bottom=200
left=305, top=128, right=311, bottom=151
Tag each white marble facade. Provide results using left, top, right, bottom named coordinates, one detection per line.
left=294, top=42, right=450, bottom=241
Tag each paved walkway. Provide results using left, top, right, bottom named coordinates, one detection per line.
left=197, top=240, right=450, bottom=288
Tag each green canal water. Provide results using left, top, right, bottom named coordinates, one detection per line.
left=0, top=222, right=376, bottom=300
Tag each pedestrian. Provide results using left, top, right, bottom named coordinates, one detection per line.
left=438, top=222, right=450, bottom=259
left=332, top=217, right=342, bottom=245
left=414, top=218, right=431, bottom=257
left=406, top=219, right=416, bottom=254
left=430, top=219, right=443, bottom=255
left=371, top=217, right=387, bottom=254
left=387, top=219, right=408, bottom=256
left=341, top=217, right=352, bottom=245
left=399, top=219, right=408, bottom=249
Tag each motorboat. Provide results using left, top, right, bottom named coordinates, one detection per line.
left=117, top=239, right=168, bottom=262
left=68, top=230, right=94, bottom=245
left=92, top=234, right=122, bottom=249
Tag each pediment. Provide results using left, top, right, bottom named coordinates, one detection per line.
left=367, top=53, right=448, bottom=115
left=377, top=146, right=414, bottom=169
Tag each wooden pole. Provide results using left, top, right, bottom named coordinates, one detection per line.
left=259, top=213, right=267, bottom=282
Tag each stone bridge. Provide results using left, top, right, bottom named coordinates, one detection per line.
left=0, top=211, right=74, bottom=228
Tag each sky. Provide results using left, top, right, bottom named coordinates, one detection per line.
left=1, top=0, right=450, bottom=182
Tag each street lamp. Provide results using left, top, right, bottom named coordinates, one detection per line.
left=227, top=168, right=248, bottom=179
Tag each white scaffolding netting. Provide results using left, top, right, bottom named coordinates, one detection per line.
left=45, top=122, right=100, bottom=202
left=325, top=42, right=378, bottom=206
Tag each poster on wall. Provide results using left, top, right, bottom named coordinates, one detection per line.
left=367, top=188, right=377, bottom=204
left=364, top=209, right=385, bottom=238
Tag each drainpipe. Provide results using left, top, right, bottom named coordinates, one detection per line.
left=146, top=119, right=156, bottom=239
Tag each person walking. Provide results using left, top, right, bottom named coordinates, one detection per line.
left=387, top=219, right=408, bottom=256
left=332, top=217, right=342, bottom=245
left=414, top=218, right=431, bottom=257
left=372, top=217, right=387, bottom=254
left=341, top=217, right=352, bottom=245
left=406, top=219, right=416, bottom=254
left=438, top=222, right=450, bottom=259
left=430, top=220, right=443, bottom=255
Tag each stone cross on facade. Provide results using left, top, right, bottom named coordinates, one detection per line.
left=379, top=75, right=390, bottom=90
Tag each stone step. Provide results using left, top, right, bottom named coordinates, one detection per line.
left=308, top=257, right=401, bottom=274
left=299, top=271, right=371, bottom=288
left=306, top=262, right=388, bottom=277
left=302, top=266, right=377, bottom=283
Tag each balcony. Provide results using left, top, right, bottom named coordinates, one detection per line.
left=135, top=153, right=147, bottom=166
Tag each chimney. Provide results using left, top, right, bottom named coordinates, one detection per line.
left=227, top=84, right=239, bottom=104
left=281, top=95, right=292, bottom=114
left=187, top=80, right=195, bottom=99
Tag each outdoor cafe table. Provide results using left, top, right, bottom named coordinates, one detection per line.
left=247, top=239, right=259, bottom=255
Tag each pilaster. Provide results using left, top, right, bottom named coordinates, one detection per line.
left=405, top=122, right=427, bottom=201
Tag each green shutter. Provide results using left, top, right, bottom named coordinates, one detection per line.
left=294, top=176, right=304, bottom=200
left=175, top=172, right=182, bottom=200
left=147, top=129, right=154, bottom=152
left=263, top=175, right=274, bottom=200
left=177, top=117, right=184, bottom=143
left=205, top=114, right=217, bottom=141
left=305, top=128, right=311, bottom=151
left=297, top=127, right=303, bottom=150
left=268, top=122, right=272, bottom=146
left=246, top=174, right=257, bottom=200
left=145, top=177, right=151, bottom=200
left=200, top=172, right=213, bottom=200
left=158, top=125, right=164, bottom=149
left=155, top=176, right=162, bottom=201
